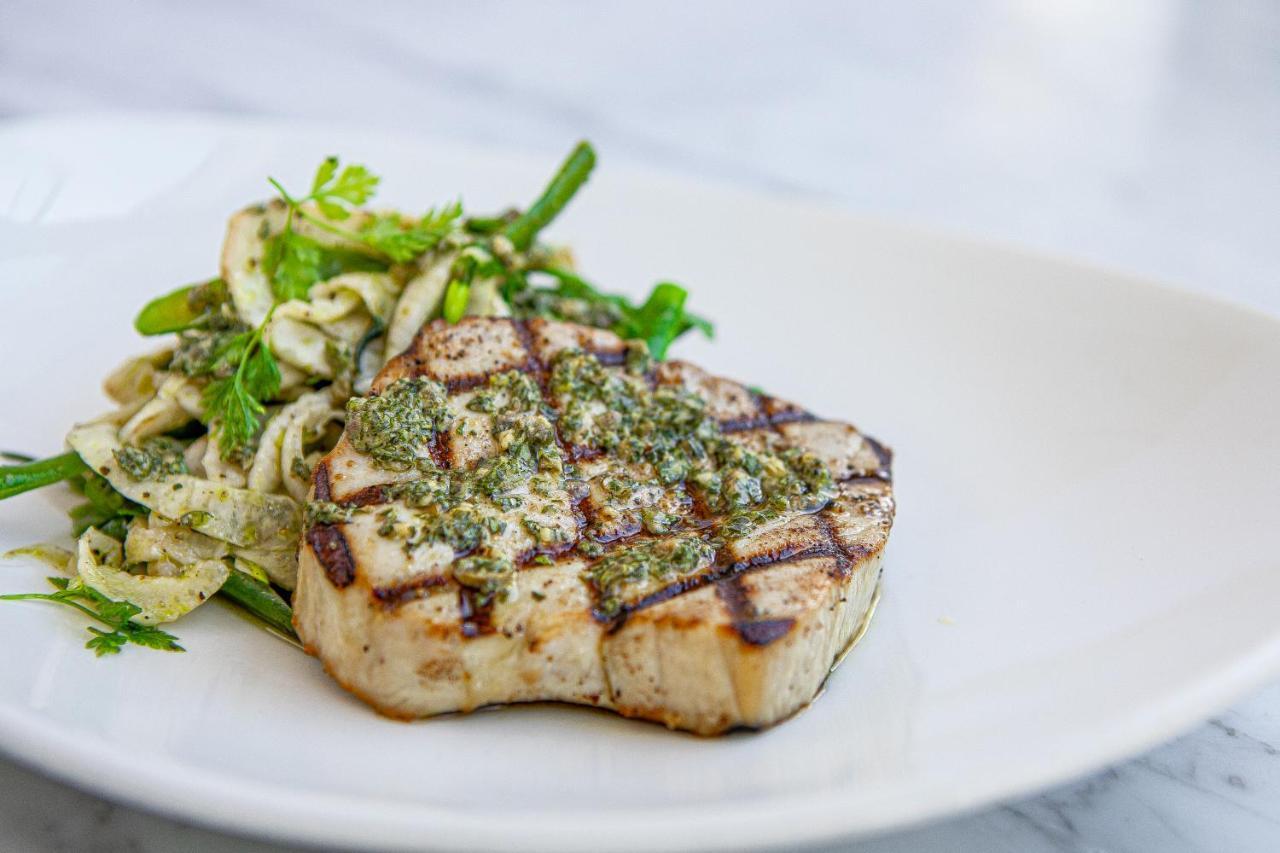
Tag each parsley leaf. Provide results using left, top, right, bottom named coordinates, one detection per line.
left=204, top=375, right=265, bottom=457
left=86, top=627, right=128, bottom=656
left=273, top=159, right=463, bottom=271
left=312, top=160, right=378, bottom=217
left=309, top=156, right=339, bottom=197
left=264, top=231, right=325, bottom=302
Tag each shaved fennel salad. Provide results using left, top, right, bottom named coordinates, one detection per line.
left=0, top=142, right=711, bottom=655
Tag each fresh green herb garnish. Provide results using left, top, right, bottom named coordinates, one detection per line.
left=615, top=282, right=713, bottom=361
left=202, top=321, right=282, bottom=458
left=260, top=229, right=391, bottom=304
left=197, top=158, right=468, bottom=459
left=269, top=157, right=461, bottom=280
left=357, top=204, right=463, bottom=263
left=0, top=576, right=183, bottom=657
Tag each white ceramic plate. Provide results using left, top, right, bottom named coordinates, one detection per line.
left=1, top=114, right=1279, bottom=852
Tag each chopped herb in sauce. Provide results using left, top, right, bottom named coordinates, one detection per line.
left=377, top=505, right=496, bottom=556
left=453, top=555, right=515, bottom=605
left=345, top=377, right=450, bottom=471
left=586, top=536, right=715, bottom=618
left=354, top=348, right=833, bottom=617
left=305, top=501, right=360, bottom=525
left=466, top=370, right=543, bottom=416
left=112, top=437, right=189, bottom=481
left=548, top=347, right=834, bottom=532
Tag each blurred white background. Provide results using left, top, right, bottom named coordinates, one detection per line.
left=2, top=1, right=1277, bottom=310
left=1, top=1, right=1278, bottom=851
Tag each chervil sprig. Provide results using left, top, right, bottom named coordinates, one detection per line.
left=357, top=202, right=463, bottom=263
left=202, top=322, right=281, bottom=458
left=0, top=576, right=183, bottom=657
left=270, top=158, right=462, bottom=272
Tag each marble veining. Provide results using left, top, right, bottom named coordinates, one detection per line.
left=1, top=1, right=1278, bottom=851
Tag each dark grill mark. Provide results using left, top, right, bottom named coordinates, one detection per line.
left=762, top=408, right=816, bottom=427
left=736, top=619, right=796, bottom=646
left=813, top=510, right=854, bottom=577
left=590, top=349, right=628, bottom=367
left=716, top=574, right=796, bottom=646
left=372, top=574, right=449, bottom=606
left=442, top=375, right=490, bottom=393
left=601, top=567, right=725, bottom=628
left=725, top=537, right=839, bottom=572
left=511, top=318, right=542, bottom=371
left=308, top=461, right=359, bottom=587
left=718, top=415, right=774, bottom=433
left=312, top=460, right=333, bottom=501
left=716, top=573, right=753, bottom=620
left=862, top=434, right=894, bottom=480
left=459, top=587, right=495, bottom=637
left=336, top=484, right=389, bottom=507
left=306, top=524, right=357, bottom=588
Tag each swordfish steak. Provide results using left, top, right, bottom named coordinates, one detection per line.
left=294, top=318, right=895, bottom=734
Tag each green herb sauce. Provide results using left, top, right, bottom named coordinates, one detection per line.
left=351, top=351, right=833, bottom=613
left=112, top=437, right=189, bottom=481
left=346, top=377, right=451, bottom=471
left=586, top=536, right=716, bottom=618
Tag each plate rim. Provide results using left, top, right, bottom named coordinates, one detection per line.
left=3, top=110, right=1280, bottom=852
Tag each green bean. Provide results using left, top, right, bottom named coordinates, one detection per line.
left=219, top=569, right=296, bottom=637
left=442, top=279, right=471, bottom=323
left=133, top=278, right=228, bottom=335
left=0, top=452, right=88, bottom=500
left=503, top=141, right=596, bottom=251
left=463, top=215, right=507, bottom=235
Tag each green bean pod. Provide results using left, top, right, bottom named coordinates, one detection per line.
left=218, top=569, right=297, bottom=637
left=503, top=141, right=596, bottom=251
left=0, top=452, right=89, bottom=501
left=134, top=278, right=229, bottom=335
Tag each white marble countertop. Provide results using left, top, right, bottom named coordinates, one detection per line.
left=1, top=1, right=1278, bottom=851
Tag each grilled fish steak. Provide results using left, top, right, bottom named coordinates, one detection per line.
left=294, top=318, right=895, bottom=734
